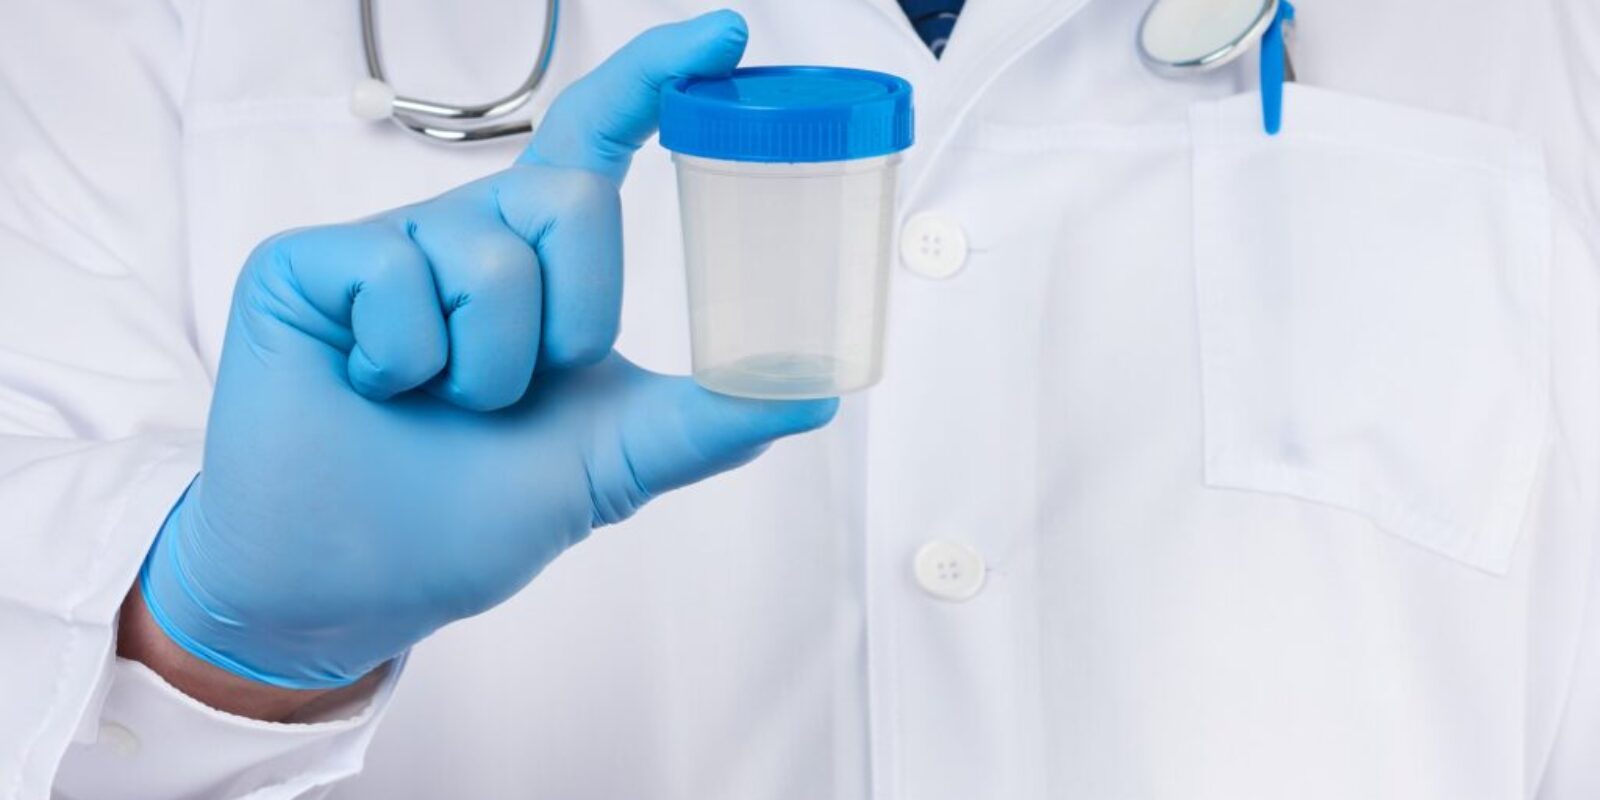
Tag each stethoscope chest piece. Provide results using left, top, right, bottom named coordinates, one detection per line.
left=1139, top=0, right=1298, bottom=134
left=1138, top=0, right=1281, bottom=77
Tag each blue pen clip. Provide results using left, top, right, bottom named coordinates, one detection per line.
left=1260, top=0, right=1296, bottom=135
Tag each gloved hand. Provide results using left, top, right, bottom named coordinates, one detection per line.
left=139, top=10, right=835, bottom=690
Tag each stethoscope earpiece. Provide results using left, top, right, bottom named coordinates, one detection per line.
left=349, top=78, right=397, bottom=121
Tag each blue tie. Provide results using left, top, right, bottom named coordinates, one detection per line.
left=899, top=0, right=966, bottom=57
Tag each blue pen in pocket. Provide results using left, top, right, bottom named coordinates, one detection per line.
left=1260, top=0, right=1297, bottom=135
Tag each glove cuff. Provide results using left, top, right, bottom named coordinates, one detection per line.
left=138, top=482, right=364, bottom=691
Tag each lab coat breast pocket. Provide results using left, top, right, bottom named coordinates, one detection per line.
left=1189, top=85, right=1551, bottom=574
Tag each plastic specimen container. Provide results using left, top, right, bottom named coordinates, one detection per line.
left=659, top=66, right=914, bottom=399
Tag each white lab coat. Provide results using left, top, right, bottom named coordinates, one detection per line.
left=4, top=0, right=1599, bottom=797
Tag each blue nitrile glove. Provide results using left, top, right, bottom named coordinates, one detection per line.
left=139, top=11, right=834, bottom=690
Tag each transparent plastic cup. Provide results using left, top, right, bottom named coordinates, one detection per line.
left=660, top=66, right=914, bottom=399
left=672, top=153, right=901, bottom=399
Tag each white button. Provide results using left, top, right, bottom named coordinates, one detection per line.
left=97, top=721, right=141, bottom=757
left=899, top=211, right=969, bottom=278
left=913, top=540, right=986, bottom=602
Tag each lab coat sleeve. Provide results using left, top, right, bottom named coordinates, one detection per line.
left=1530, top=0, right=1600, bottom=796
left=0, top=4, right=392, bottom=798
left=50, top=658, right=402, bottom=800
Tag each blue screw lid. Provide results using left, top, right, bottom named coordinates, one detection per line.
left=659, top=66, right=914, bottom=163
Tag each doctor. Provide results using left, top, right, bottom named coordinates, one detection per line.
left=4, top=1, right=1599, bottom=798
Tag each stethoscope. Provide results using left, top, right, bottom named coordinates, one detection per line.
left=1138, top=0, right=1297, bottom=133
left=348, top=0, right=559, bottom=142
left=349, top=0, right=1294, bottom=144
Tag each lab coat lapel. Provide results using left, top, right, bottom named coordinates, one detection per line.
left=854, top=0, right=949, bottom=59
left=896, top=0, right=1094, bottom=209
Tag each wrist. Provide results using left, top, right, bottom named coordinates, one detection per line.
left=116, top=582, right=345, bottom=722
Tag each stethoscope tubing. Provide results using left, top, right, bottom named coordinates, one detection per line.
left=358, top=0, right=559, bottom=142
